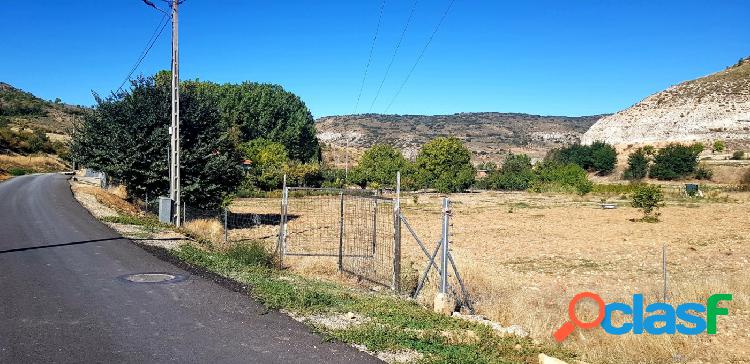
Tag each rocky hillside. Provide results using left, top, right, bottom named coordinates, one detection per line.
left=0, top=82, right=86, bottom=135
left=316, top=112, right=602, bottom=162
left=582, top=57, right=750, bottom=146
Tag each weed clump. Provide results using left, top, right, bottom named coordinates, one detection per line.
left=225, top=241, right=274, bottom=268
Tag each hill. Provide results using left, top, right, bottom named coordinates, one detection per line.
left=582, top=57, right=750, bottom=147
left=316, top=112, right=602, bottom=164
left=0, top=82, right=86, bottom=135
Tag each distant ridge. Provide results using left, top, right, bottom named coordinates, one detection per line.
left=316, top=112, right=603, bottom=161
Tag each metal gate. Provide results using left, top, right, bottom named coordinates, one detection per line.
left=278, top=186, right=401, bottom=290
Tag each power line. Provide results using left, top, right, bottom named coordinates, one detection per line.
left=367, top=0, right=419, bottom=113
left=352, top=0, right=387, bottom=114
left=115, top=12, right=170, bottom=94
left=384, top=0, right=455, bottom=113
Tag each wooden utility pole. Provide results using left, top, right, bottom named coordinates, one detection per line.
left=169, top=0, right=181, bottom=226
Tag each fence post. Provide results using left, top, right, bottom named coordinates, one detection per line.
left=662, top=243, right=668, bottom=301
left=183, top=201, right=187, bottom=225
left=277, top=175, right=287, bottom=269
left=440, top=197, right=450, bottom=294
left=223, top=208, right=228, bottom=244
left=372, top=190, right=378, bottom=256
left=338, top=190, right=345, bottom=272
left=392, top=171, right=402, bottom=292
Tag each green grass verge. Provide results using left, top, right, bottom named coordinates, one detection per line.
left=172, top=243, right=576, bottom=364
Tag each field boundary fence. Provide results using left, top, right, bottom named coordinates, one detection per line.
left=274, top=173, right=473, bottom=312
left=143, top=172, right=474, bottom=311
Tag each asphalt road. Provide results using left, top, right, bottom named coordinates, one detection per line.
left=0, top=173, right=380, bottom=364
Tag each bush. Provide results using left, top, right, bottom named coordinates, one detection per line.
left=649, top=143, right=700, bottom=180
left=0, top=127, right=58, bottom=155
left=9, top=167, right=30, bottom=176
left=623, top=148, right=649, bottom=180
left=546, top=141, right=617, bottom=175
left=713, top=140, right=726, bottom=153
left=630, top=184, right=664, bottom=221
left=483, top=154, right=535, bottom=191
left=414, top=137, right=475, bottom=193
left=531, top=162, right=592, bottom=195
left=731, top=150, right=745, bottom=160
left=225, top=241, right=274, bottom=268
left=695, top=164, right=713, bottom=180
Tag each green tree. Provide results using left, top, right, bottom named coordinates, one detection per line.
left=649, top=143, right=700, bottom=180
left=71, top=76, right=243, bottom=209
left=484, top=153, right=536, bottom=191
left=546, top=141, right=617, bottom=175
left=414, top=137, right=476, bottom=193
left=350, top=144, right=410, bottom=189
left=590, top=141, right=617, bottom=174
left=239, top=138, right=289, bottom=190
left=623, top=148, right=649, bottom=180
left=285, top=161, right=323, bottom=187
left=177, top=76, right=320, bottom=162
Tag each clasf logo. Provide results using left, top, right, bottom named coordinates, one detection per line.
left=553, top=292, right=732, bottom=342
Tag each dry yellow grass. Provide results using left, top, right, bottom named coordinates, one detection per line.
left=0, top=154, right=67, bottom=178
left=181, top=218, right=226, bottom=249
left=229, top=190, right=750, bottom=364
left=75, top=185, right=140, bottom=215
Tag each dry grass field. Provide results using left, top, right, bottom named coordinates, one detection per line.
left=0, top=154, right=67, bottom=180
left=228, top=188, right=749, bottom=364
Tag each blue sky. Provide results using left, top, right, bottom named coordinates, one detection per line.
left=1, top=1, right=748, bottom=118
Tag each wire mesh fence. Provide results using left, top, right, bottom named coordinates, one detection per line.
left=278, top=187, right=400, bottom=289
left=124, top=175, right=470, bottom=306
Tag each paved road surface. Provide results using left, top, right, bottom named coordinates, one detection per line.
left=0, top=173, right=380, bottom=363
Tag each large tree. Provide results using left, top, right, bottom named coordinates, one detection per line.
left=414, top=137, right=475, bottom=193
left=182, top=77, right=320, bottom=162
left=649, top=143, right=701, bottom=180
left=71, top=76, right=243, bottom=209
left=349, top=144, right=411, bottom=189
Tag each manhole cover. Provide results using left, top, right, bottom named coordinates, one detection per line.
left=118, top=272, right=187, bottom=284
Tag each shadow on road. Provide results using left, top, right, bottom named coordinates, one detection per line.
left=0, top=237, right=124, bottom=255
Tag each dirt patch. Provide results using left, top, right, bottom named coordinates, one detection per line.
left=70, top=182, right=118, bottom=218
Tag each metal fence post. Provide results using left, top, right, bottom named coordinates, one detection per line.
left=372, top=190, right=378, bottom=256
left=662, top=243, right=668, bottom=301
left=392, top=171, right=402, bottom=293
left=338, top=190, right=345, bottom=272
left=223, top=208, right=228, bottom=243
left=440, top=197, right=450, bottom=294
left=278, top=175, right=288, bottom=269
left=183, top=201, right=187, bottom=225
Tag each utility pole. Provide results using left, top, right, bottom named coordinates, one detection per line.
left=169, top=0, right=181, bottom=227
